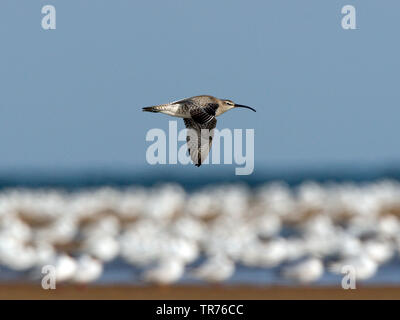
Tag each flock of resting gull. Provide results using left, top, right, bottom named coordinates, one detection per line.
left=0, top=180, right=399, bottom=285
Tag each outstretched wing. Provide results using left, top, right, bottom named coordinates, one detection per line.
left=183, top=118, right=217, bottom=167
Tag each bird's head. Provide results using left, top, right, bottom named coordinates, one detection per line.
left=218, top=99, right=256, bottom=116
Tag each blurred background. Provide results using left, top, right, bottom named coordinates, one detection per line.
left=0, top=0, right=400, bottom=299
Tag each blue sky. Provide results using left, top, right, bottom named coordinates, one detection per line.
left=0, top=1, right=399, bottom=174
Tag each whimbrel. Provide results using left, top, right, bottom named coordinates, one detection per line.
left=143, top=95, right=256, bottom=166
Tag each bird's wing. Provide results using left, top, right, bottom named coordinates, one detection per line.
left=183, top=118, right=217, bottom=167
left=189, top=103, right=219, bottom=124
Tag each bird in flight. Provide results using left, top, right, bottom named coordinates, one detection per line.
left=143, top=95, right=256, bottom=167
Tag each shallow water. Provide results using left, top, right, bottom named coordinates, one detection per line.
left=1, top=257, right=399, bottom=286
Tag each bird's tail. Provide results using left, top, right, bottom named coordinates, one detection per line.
left=142, top=104, right=173, bottom=113
left=142, top=106, right=161, bottom=113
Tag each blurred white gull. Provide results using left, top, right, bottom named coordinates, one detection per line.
left=160, top=237, right=199, bottom=264
left=0, top=214, right=32, bottom=243
left=82, top=235, right=119, bottom=262
left=240, top=238, right=288, bottom=268
left=203, top=216, right=254, bottom=260
left=53, top=254, right=78, bottom=282
left=0, top=235, right=37, bottom=270
left=7, top=189, right=66, bottom=222
left=192, top=255, right=235, bottom=283
left=351, top=186, right=381, bottom=217
left=116, top=188, right=147, bottom=219
left=368, top=180, right=400, bottom=211
left=335, top=232, right=363, bottom=258
left=256, top=182, right=295, bottom=217
left=68, top=187, right=122, bottom=222
left=143, top=257, right=185, bottom=285
left=302, top=217, right=338, bottom=257
left=170, top=216, right=206, bottom=242
left=281, top=257, right=324, bottom=283
left=363, top=238, right=394, bottom=264
left=144, top=184, right=185, bottom=220
left=69, top=191, right=105, bottom=220
left=185, top=191, right=216, bottom=219
left=377, top=215, right=400, bottom=239
left=346, top=216, right=378, bottom=238
left=82, top=215, right=120, bottom=239
left=252, top=213, right=281, bottom=238
left=124, top=218, right=165, bottom=238
left=34, top=241, right=56, bottom=266
left=73, top=255, right=103, bottom=284
left=35, top=215, right=77, bottom=245
left=301, top=215, right=336, bottom=238
left=285, top=238, right=308, bottom=261
left=217, top=185, right=250, bottom=217
left=119, top=223, right=164, bottom=266
left=330, top=183, right=372, bottom=217
left=297, top=181, right=327, bottom=211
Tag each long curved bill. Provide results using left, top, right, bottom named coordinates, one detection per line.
left=235, top=104, right=256, bottom=112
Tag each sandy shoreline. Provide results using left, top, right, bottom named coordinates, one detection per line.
left=1, top=284, right=400, bottom=300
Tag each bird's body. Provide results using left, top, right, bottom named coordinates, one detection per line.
left=281, top=257, right=324, bottom=283
left=143, top=95, right=220, bottom=118
left=143, top=258, right=185, bottom=285
left=72, top=255, right=103, bottom=284
left=143, top=95, right=256, bottom=166
left=192, top=255, right=235, bottom=283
